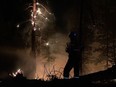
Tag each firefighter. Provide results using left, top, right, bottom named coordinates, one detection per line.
left=63, top=31, right=81, bottom=79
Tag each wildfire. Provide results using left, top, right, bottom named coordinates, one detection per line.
left=15, top=0, right=55, bottom=80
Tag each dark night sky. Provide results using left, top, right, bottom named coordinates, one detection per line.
left=0, top=0, right=78, bottom=47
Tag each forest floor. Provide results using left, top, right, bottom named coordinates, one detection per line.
left=1, top=65, right=116, bottom=87
left=0, top=77, right=116, bottom=87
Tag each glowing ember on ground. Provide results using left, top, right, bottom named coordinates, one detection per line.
left=10, top=69, right=23, bottom=77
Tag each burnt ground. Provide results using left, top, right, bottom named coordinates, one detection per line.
left=1, top=65, right=116, bottom=87
left=0, top=78, right=116, bottom=87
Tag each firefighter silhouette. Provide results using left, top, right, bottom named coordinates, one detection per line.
left=63, top=31, right=81, bottom=79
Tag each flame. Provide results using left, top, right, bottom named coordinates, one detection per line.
left=15, top=1, right=55, bottom=80
left=16, top=1, right=54, bottom=29
left=11, top=69, right=23, bottom=77
left=37, top=8, right=42, bottom=15
left=31, top=1, right=54, bottom=30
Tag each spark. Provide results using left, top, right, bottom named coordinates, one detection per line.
left=16, top=24, right=20, bottom=28
left=36, top=2, right=52, bottom=15
left=37, top=8, right=42, bottom=15
left=45, top=17, right=48, bottom=20
left=37, top=14, right=49, bottom=21
left=30, top=0, right=54, bottom=33
left=45, top=42, right=49, bottom=46
left=17, top=20, right=32, bottom=28
left=36, top=2, right=39, bottom=5
left=31, top=21, right=34, bottom=25
left=17, top=0, right=54, bottom=30
left=31, top=12, right=33, bottom=17
left=30, top=0, right=54, bottom=30
left=15, top=0, right=55, bottom=79
left=34, top=27, right=37, bottom=31
left=34, top=15, right=37, bottom=18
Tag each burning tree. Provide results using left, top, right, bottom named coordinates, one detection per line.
left=16, top=0, right=55, bottom=78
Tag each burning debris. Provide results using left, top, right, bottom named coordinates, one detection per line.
left=9, top=69, right=24, bottom=78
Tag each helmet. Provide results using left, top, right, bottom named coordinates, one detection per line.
left=69, top=31, right=78, bottom=38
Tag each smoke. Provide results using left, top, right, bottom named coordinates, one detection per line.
left=16, top=0, right=79, bottom=79
left=0, top=2, right=84, bottom=79
left=0, top=46, right=34, bottom=79
left=0, top=0, right=113, bottom=80
left=36, top=33, right=68, bottom=79
left=15, top=48, right=35, bottom=79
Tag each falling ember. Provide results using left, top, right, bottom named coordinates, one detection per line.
left=34, top=27, right=37, bottom=31
left=36, top=2, right=39, bottom=5
left=15, top=0, right=55, bottom=79
left=37, top=8, right=42, bottom=15
left=31, top=1, right=54, bottom=29
left=31, top=21, right=34, bottom=25
left=30, top=0, right=55, bottom=78
left=16, top=24, right=20, bottom=28
left=45, top=42, right=49, bottom=46
left=34, top=15, right=37, bottom=19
